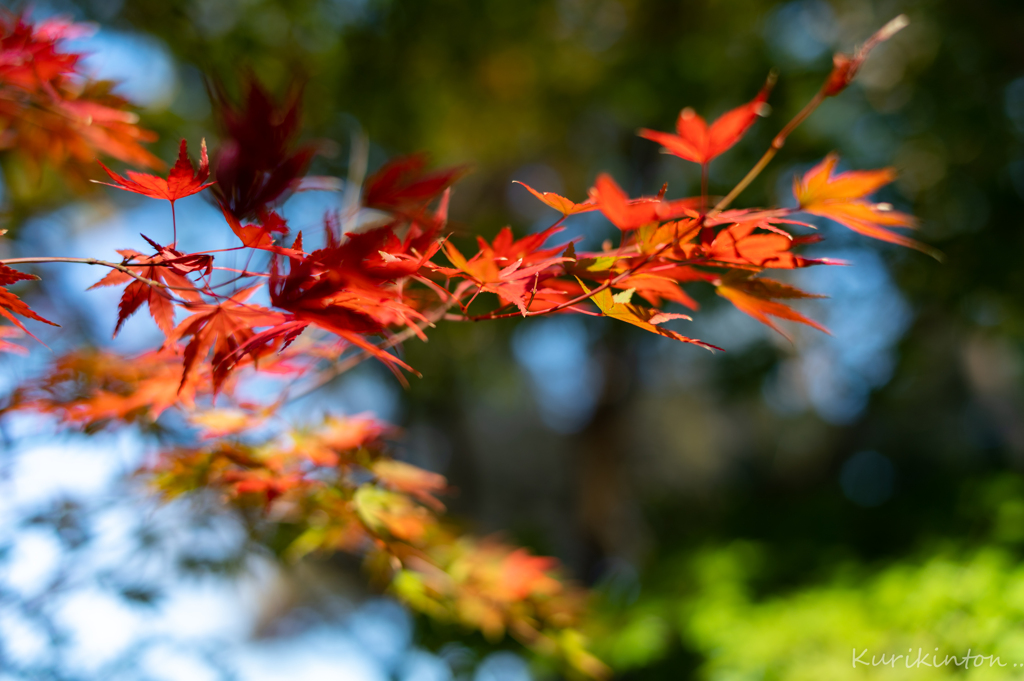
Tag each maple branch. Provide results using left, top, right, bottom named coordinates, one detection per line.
left=711, top=17, right=907, bottom=216
left=709, top=90, right=825, bottom=216
left=0, top=257, right=198, bottom=294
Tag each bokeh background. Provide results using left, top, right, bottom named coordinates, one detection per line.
left=2, top=0, right=1024, bottom=678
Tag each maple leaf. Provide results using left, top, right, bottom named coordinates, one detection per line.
left=580, top=279, right=721, bottom=351
left=219, top=204, right=298, bottom=255
left=513, top=181, right=597, bottom=215
left=716, top=273, right=827, bottom=339
left=589, top=174, right=659, bottom=230
left=189, top=408, right=270, bottom=439
left=267, top=227, right=428, bottom=377
left=169, top=287, right=287, bottom=394
left=211, top=77, right=315, bottom=220
left=0, top=12, right=84, bottom=91
left=613, top=270, right=702, bottom=310
left=587, top=174, right=702, bottom=231
left=94, top=139, right=213, bottom=203
left=0, top=265, right=58, bottom=343
left=706, top=221, right=833, bottom=270
left=794, top=153, right=941, bottom=259
left=223, top=468, right=304, bottom=504
left=638, top=74, right=775, bottom=165
left=88, top=248, right=204, bottom=336
left=317, top=413, right=391, bottom=451
left=441, top=235, right=568, bottom=316
left=497, top=549, right=562, bottom=601
left=56, top=84, right=162, bottom=169
left=363, top=154, right=467, bottom=218
left=289, top=413, right=393, bottom=467
left=8, top=348, right=202, bottom=426
left=0, top=12, right=160, bottom=179
left=0, top=263, right=38, bottom=287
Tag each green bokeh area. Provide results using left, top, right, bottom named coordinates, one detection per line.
left=5, top=0, right=1024, bottom=678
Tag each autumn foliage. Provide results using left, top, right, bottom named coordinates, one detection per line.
left=0, top=10, right=925, bottom=677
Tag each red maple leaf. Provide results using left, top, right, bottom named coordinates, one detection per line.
left=0, top=11, right=161, bottom=175
left=440, top=232, right=569, bottom=316
left=168, top=288, right=287, bottom=394
left=588, top=174, right=699, bottom=230
left=219, top=205, right=298, bottom=255
left=0, top=12, right=83, bottom=91
left=266, top=226, right=426, bottom=377
left=95, top=139, right=213, bottom=203
left=88, top=247, right=205, bottom=336
left=211, top=77, right=315, bottom=221
left=0, top=264, right=58, bottom=343
left=363, top=154, right=467, bottom=218
left=638, top=74, right=774, bottom=165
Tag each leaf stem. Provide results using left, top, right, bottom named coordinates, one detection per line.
left=171, top=201, right=178, bottom=247
left=701, top=162, right=709, bottom=214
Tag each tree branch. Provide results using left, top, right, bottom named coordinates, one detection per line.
left=0, top=257, right=198, bottom=293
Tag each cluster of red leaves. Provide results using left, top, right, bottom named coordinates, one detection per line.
left=0, top=9, right=163, bottom=350
left=0, top=12, right=922, bottom=679
left=0, top=10, right=159, bottom=179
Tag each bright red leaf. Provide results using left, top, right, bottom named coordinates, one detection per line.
left=95, top=139, right=213, bottom=203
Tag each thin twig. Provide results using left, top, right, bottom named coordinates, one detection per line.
left=0, top=257, right=197, bottom=293
left=709, top=90, right=826, bottom=216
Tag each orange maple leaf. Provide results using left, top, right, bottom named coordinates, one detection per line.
left=706, top=221, right=833, bottom=270
left=717, top=274, right=827, bottom=339
left=513, top=181, right=597, bottom=216
left=794, top=153, right=941, bottom=259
